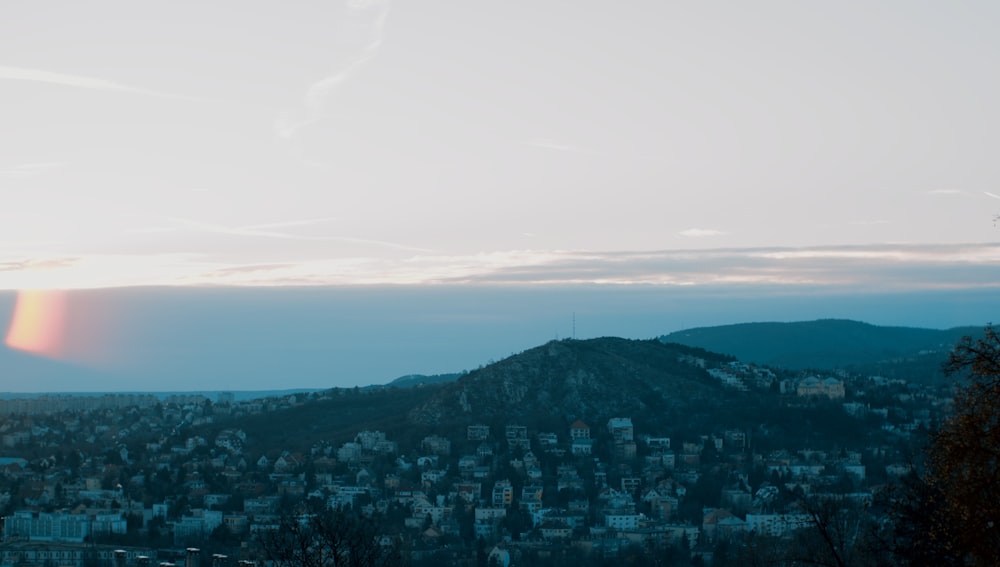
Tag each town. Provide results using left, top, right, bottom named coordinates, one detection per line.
left=0, top=350, right=951, bottom=566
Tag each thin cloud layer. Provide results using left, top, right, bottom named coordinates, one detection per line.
left=2, top=243, right=997, bottom=291
left=0, top=66, right=195, bottom=100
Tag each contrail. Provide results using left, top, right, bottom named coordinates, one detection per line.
left=275, top=0, right=391, bottom=141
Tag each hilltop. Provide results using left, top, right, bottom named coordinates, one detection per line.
left=661, top=319, right=980, bottom=374
left=408, top=337, right=737, bottom=428
left=385, top=373, right=462, bottom=388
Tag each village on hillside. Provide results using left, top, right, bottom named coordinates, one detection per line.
left=0, top=355, right=949, bottom=566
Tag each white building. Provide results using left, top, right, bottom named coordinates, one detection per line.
left=605, top=513, right=642, bottom=531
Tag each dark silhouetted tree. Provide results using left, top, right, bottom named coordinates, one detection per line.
left=921, top=325, right=1000, bottom=565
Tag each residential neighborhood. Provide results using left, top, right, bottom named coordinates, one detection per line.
left=0, top=357, right=952, bottom=566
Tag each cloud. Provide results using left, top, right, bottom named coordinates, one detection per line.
left=0, top=66, right=198, bottom=100
left=3, top=244, right=999, bottom=292
left=0, top=253, right=223, bottom=290
left=429, top=244, right=1000, bottom=289
left=927, top=189, right=964, bottom=195
left=0, top=162, right=69, bottom=180
left=984, top=191, right=1000, bottom=200
left=679, top=228, right=727, bottom=238
left=0, top=258, right=78, bottom=272
left=200, top=264, right=297, bottom=277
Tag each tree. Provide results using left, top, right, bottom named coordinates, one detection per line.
left=259, top=500, right=397, bottom=567
left=884, top=471, right=962, bottom=567
left=921, top=325, right=1000, bottom=565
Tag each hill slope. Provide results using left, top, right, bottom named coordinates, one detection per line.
left=408, top=337, right=734, bottom=429
left=661, top=319, right=980, bottom=371
left=190, top=335, right=884, bottom=454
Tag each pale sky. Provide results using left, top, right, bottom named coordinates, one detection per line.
left=3, top=0, right=1000, bottom=290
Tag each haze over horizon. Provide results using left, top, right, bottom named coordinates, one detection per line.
left=3, top=1, right=999, bottom=391
left=1, top=285, right=996, bottom=393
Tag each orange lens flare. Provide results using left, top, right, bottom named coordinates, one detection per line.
left=5, top=290, right=68, bottom=358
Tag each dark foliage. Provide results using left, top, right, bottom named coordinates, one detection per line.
left=409, top=338, right=738, bottom=427
left=884, top=326, right=1000, bottom=566
left=259, top=500, right=398, bottom=567
left=194, top=385, right=443, bottom=452
left=924, top=325, right=1000, bottom=565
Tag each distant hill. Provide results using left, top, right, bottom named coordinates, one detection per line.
left=408, top=337, right=735, bottom=429
left=661, top=319, right=982, bottom=372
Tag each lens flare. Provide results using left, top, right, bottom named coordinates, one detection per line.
left=4, top=289, right=119, bottom=368
left=5, top=290, right=68, bottom=357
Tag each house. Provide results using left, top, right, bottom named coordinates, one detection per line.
left=569, top=420, right=591, bottom=440
left=797, top=376, right=845, bottom=399
left=505, top=425, right=528, bottom=440
left=822, top=377, right=846, bottom=399
left=571, top=438, right=594, bottom=456
left=476, top=443, right=494, bottom=458
left=454, top=482, right=481, bottom=503
left=605, top=513, right=641, bottom=530
left=521, top=485, right=544, bottom=504
left=273, top=452, right=301, bottom=473
left=537, top=432, right=559, bottom=450
left=702, top=508, right=735, bottom=542
left=421, top=435, right=451, bottom=456
left=539, top=524, right=573, bottom=541
left=621, top=477, right=641, bottom=493
left=355, top=431, right=387, bottom=451
left=716, top=516, right=748, bottom=541
left=492, top=480, right=513, bottom=508
left=467, top=425, right=490, bottom=441
left=745, top=513, right=813, bottom=537
left=174, top=509, right=223, bottom=545
left=723, top=430, right=746, bottom=450
left=505, top=425, right=530, bottom=450
left=607, top=418, right=634, bottom=442
left=337, top=442, right=363, bottom=463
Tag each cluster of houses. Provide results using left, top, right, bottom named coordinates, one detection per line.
left=0, top=363, right=954, bottom=565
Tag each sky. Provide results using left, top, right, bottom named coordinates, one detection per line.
left=2, top=1, right=1000, bottom=391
